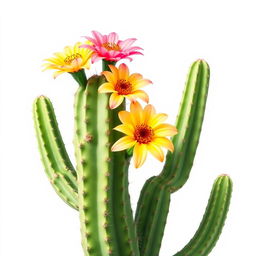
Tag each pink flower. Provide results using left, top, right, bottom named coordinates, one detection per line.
left=80, top=31, right=143, bottom=63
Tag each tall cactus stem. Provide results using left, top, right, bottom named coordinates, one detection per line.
left=74, top=75, right=139, bottom=256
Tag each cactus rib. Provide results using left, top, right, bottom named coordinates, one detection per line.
left=33, top=96, right=78, bottom=209
left=173, top=175, right=232, bottom=256
left=135, top=60, right=210, bottom=256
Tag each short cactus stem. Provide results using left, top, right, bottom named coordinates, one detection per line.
left=102, top=60, right=117, bottom=71
left=70, top=69, right=87, bottom=87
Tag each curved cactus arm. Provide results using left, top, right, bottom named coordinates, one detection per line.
left=135, top=60, right=210, bottom=255
left=33, top=96, right=78, bottom=210
left=173, top=175, right=232, bottom=256
left=162, top=59, right=210, bottom=191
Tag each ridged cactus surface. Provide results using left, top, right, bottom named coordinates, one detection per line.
left=34, top=31, right=232, bottom=256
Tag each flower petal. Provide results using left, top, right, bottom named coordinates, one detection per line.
left=130, top=101, right=143, bottom=123
left=109, top=65, right=119, bottom=79
left=154, top=124, right=178, bottom=137
left=127, top=90, right=149, bottom=103
left=128, top=73, right=143, bottom=83
left=102, top=71, right=117, bottom=84
left=133, top=79, right=152, bottom=90
left=147, top=143, right=164, bottom=162
left=118, top=111, right=133, bottom=124
left=111, top=136, right=136, bottom=152
left=98, top=83, right=115, bottom=93
left=91, top=30, right=104, bottom=44
left=149, top=113, right=168, bottom=127
left=114, top=124, right=134, bottom=136
left=118, top=63, right=129, bottom=80
left=109, top=93, right=124, bottom=109
left=153, top=137, right=175, bottom=152
left=133, top=143, right=148, bottom=168
left=143, top=104, right=156, bottom=124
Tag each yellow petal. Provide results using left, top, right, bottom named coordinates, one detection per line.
left=130, top=101, right=143, bottom=124
left=127, top=90, right=149, bottom=103
left=133, top=143, right=148, bottom=168
left=98, top=82, right=115, bottom=93
left=153, top=137, right=174, bottom=152
left=114, top=124, right=134, bottom=136
left=128, top=73, right=143, bottom=83
left=118, top=111, right=133, bottom=124
left=143, top=104, right=156, bottom=124
left=53, top=70, right=65, bottom=78
left=149, top=113, right=168, bottom=127
left=133, top=79, right=152, bottom=90
left=154, top=124, right=178, bottom=137
left=111, top=136, right=136, bottom=152
left=102, top=71, right=117, bottom=84
left=147, top=143, right=164, bottom=162
left=109, top=65, right=119, bottom=79
left=109, top=93, right=124, bottom=109
left=118, top=63, right=129, bottom=80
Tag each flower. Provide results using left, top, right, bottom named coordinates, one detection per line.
left=80, top=30, right=143, bottom=63
left=43, top=42, right=92, bottom=78
left=111, top=102, right=178, bottom=168
left=98, top=63, right=152, bottom=109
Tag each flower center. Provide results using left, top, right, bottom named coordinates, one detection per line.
left=102, top=42, right=121, bottom=51
left=134, top=124, right=154, bottom=144
left=64, top=53, right=82, bottom=64
left=114, top=79, right=133, bottom=95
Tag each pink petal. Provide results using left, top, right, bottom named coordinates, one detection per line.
left=91, top=30, right=104, bottom=44
left=108, top=32, right=119, bottom=43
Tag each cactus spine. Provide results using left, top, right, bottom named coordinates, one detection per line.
left=34, top=57, right=232, bottom=256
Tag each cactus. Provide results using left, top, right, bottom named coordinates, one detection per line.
left=34, top=31, right=232, bottom=256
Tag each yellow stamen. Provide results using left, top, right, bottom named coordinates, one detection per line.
left=134, top=124, right=154, bottom=144
left=103, top=42, right=121, bottom=51
left=64, top=53, right=82, bottom=64
left=115, top=79, right=133, bottom=95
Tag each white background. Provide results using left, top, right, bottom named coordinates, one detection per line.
left=1, top=0, right=255, bottom=255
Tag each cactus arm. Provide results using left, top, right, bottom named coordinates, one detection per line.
left=163, top=60, right=210, bottom=191
left=33, top=96, right=78, bottom=209
left=74, top=76, right=140, bottom=256
left=173, top=175, right=232, bottom=256
left=135, top=60, right=210, bottom=255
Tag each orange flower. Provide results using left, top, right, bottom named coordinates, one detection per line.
left=111, top=102, right=178, bottom=168
left=98, top=63, right=152, bottom=109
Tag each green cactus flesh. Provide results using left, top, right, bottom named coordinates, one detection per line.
left=173, top=175, right=232, bottom=256
left=135, top=60, right=210, bottom=256
left=74, top=75, right=139, bottom=256
left=33, top=96, right=78, bottom=209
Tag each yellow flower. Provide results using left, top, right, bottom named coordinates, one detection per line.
left=98, top=63, right=152, bottom=109
left=111, top=101, right=178, bottom=168
left=43, top=42, right=92, bottom=78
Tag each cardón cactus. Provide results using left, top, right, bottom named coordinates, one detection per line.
left=33, top=30, right=232, bottom=256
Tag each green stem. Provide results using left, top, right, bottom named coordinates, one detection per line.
left=70, top=69, right=87, bottom=87
left=102, top=60, right=117, bottom=71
